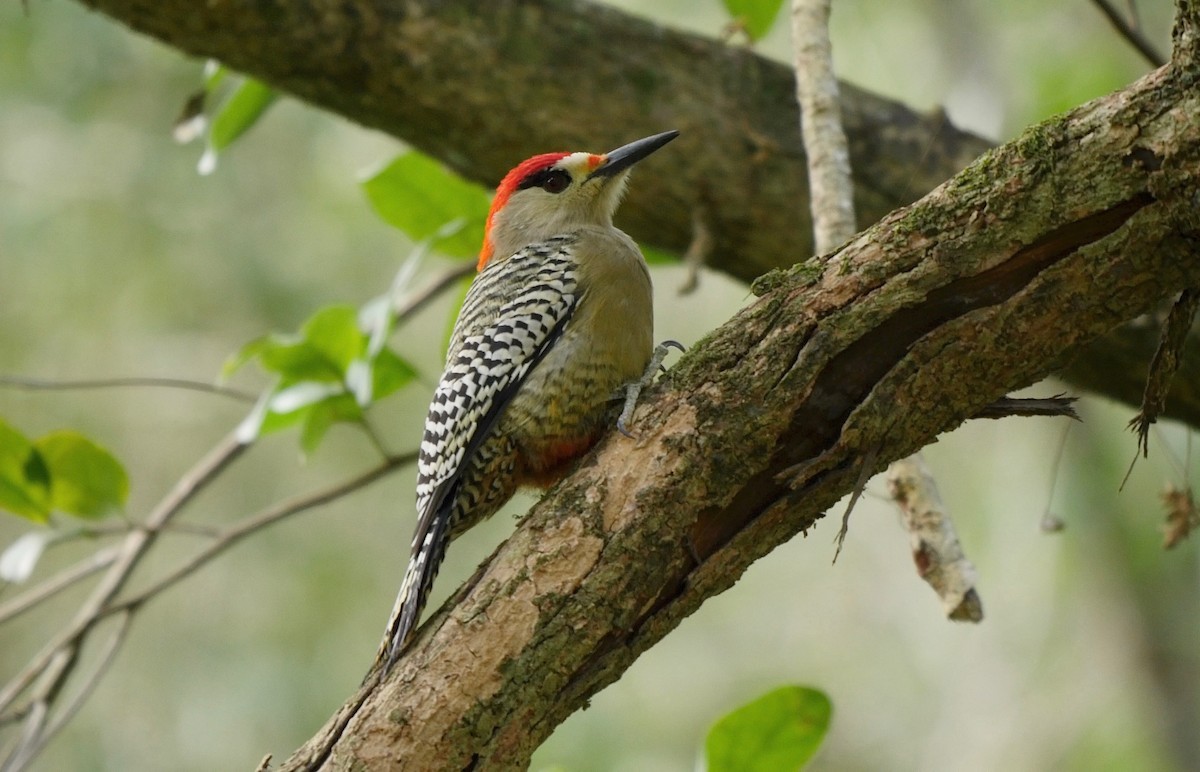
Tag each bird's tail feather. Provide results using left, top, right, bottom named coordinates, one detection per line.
left=378, top=513, right=450, bottom=674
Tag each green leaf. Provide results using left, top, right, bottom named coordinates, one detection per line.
left=258, top=339, right=344, bottom=383
left=222, top=335, right=272, bottom=380
left=300, top=394, right=364, bottom=457
left=209, top=77, right=276, bottom=152
left=299, top=401, right=337, bottom=457
left=257, top=401, right=307, bottom=436
left=722, top=0, right=786, bottom=41
left=705, top=686, right=832, bottom=772
left=226, top=302, right=419, bottom=454
left=371, top=349, right=418, bottom=401
left=301, top=305, right=365, bottom=372
left=229, top=306, right=365, bottom=384
left=0, top=419, right=51, bottom=522
left=236, top=387, right=307, bottom=444
left=362, top=152, right=491, bottom=258
left=203, top=60, right=227, bottom=92
left=35, top=431, right=129, bottom=520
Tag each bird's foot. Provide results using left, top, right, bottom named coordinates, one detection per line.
left=617, top=340, right=685, bottom=437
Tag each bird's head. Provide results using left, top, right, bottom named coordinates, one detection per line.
left=478, top=130, right=679, bottom=270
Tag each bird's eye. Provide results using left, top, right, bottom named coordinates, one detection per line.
left=541, top=169, right=571, bottom=194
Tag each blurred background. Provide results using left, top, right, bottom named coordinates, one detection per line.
left=2, top=0, right=1195, bottom=770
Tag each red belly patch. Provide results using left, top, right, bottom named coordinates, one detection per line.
left=518, top=434, right=601, bottom=488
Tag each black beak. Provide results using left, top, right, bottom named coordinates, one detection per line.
left=590, top=130, right=680, bottom=178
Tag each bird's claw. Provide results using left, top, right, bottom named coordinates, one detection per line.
left=616, top=339, right=685, bottom=438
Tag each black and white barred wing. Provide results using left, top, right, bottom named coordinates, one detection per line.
left=381, top=241, right=578, bottom=669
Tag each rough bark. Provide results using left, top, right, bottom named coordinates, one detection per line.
left=277, top=54, right=1198, bottom=768
left=71, top=0, right=1200, bottom=427
left=77, top=0, right=985, bottom=279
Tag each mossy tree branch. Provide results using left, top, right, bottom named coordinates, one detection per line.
left=72, top=0, right=1200, bottom=428
left=276, top=39, right=1200, bottom=769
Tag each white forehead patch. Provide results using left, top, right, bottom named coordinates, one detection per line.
left=557, top=151, right=602, bottom=175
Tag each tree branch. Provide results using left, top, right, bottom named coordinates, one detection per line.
left=75, top=0, right=985, bottom=280
left=72, top=0, right=1200, bottom=430
left=0, top=434, right=246, bottom=768
left=1091, top=0, right=1168, bottom=66
left=791, top=0, right=856, bottom=252
left=281, top=53, right=1200, bottom=768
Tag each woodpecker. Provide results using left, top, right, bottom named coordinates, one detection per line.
left=379, top=130, right=680, bottom=671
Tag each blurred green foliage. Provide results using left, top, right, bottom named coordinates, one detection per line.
left=0, top=419, right=127, bottom=523
left=208, top=76, right=276, bottom=154
left=720, top=0, right=786, bottom=42
left=226, top=303, right=417, bottom=452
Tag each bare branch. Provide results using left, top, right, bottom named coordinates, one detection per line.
left=0, top=434, right=247, bottom=763
left=101, top=453, right=412, bottom=618
left=22, top=612, right=133, bottom=768
left=787, top=0, right=973, bottom=614
left=1129, top=288, right=1200, bottom=455
left=886, top=456, right=983, bottom=622
left=974, top=395, right=1080, bottom=420
left=0, top=437, right=411, bottom=768
left=0, top=547, right=120, bottom=627
left=0, top=375, right=257, bottom=403
left=392, top=263, right=474, bottom=325
left=1092, top=0, right=1169, bottom=66
left=791, top=0, right=866, bottom=562
left=74, top=0, right=987, bottom=285
left=790, top=0, right=856, bottom=253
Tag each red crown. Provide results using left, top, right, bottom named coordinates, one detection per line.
left=478, top=152, right=570, bottom=271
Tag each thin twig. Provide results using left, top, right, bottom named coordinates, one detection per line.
left=0, top=262, right=464, bottom=765
left=0, top=448, right=411, bottom=770
left=974, top=394, right=1080, bottom=420
left=1091, top=0, right=1168, bottom=67
left=0, top=705, right=28, bottom=730
left=832, top=445, right=879, bottom=563
left=1040, top=423, right=1073, bottom=533
left=677, top=208, right=713, bottom=296
left=5, top=612, right=133, bottom=772
left=41, top=612, right=132, bottom=743
left=0, top=547, right=120, bottom=626
left=359, top=417, right=394, bottom=461
left=40, top=519, right=219, bottom=551
left=2, top=701, right=46, bottom=772
left=0, top=433, right=247, bottom=750
left=393, top=263, right=474, bottom=325
left=0, top=375, right=257, bottom=403
left=101, top=453, right=413, bottom=618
